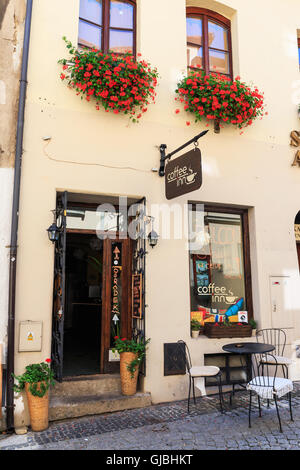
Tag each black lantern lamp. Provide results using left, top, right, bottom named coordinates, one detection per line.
left=148, top=229, right=159, bottom=248
left=147, top=216, right=159, bottom=248
left=47, top=210, right=62, bottom=243
left=47, top=222, right=60, bottom=243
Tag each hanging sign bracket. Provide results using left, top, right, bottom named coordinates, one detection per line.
left=158, top=130, right=209, bottom=177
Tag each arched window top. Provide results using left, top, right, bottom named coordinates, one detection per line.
left=186, top=6, right=233, bottom=79
left=78, top=0, right=136, bottom=56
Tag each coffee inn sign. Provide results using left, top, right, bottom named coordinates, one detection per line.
left=165, top=148, right=202, bottom=200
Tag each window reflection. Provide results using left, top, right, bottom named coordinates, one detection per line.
left=110, top=0, right=133, bottom=29
left=209, top=50, right=230, bottom=74
left=109, top=29, right=133, bottom=54
left=78, top=20, right=102, bottom=49
left=187, top=18, right=203, bottom=46
left=80, top=0, right=102, bottom=25
left=208, top=21, right=228, bottom=50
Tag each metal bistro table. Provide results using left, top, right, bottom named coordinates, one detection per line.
left=222, top=342, right=275, bottom=403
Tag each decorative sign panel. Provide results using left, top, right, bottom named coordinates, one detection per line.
left=165, top=148, right=202, bottom=200
left=132, top=273, right=142, bottom=319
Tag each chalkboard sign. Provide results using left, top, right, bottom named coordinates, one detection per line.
left=132, top=274, right=142, bottom=319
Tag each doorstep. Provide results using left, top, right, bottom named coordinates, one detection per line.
left=49, top=374, right=152, bottom=421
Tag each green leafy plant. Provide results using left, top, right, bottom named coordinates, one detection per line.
left=249, top=318, right=257, bottom=330
left=59, top=37, right=159, bottom=122
left=191, top=319, right=201, bottom=331
left=13, top=359, right=55, bottom=398
left=112, top=337, right=150, bottom=378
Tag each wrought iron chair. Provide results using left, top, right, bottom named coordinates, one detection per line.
left=256, top=328, right=292, bottom=378
left=247, top=352, right=293, bottom=433
left=177, top=340, right=224, bottom=414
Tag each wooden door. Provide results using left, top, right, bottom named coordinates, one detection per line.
left=101, top=237, right=133, bottom=373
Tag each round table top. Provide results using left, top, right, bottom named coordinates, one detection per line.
left=222, top=342, right=275, bottom=354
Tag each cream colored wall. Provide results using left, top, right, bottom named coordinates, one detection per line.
left=13, top=0, right=300, bottom=424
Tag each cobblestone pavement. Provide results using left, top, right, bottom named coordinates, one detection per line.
left=1, top=384, right=300, bottom=450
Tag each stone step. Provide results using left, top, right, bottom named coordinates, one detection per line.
left=51, top=374, right=122, bottom=398
left=49, top=392, right=152, bottom=421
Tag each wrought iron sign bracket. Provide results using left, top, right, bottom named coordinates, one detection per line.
left=158, top=130, right=209, bottom=177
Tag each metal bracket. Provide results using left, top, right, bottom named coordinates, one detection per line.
left=158, top=130, right=209, bottom=177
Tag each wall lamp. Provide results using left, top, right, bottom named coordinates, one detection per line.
left=147, top=216, right=159, bottom=248
left=47, top=209, right=63, bottom=243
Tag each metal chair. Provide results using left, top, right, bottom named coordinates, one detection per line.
left=247, top=352, right=293, bottom=433
left=177, top=340, right=224, bottom=414
left=256, top=328, right=292, bottom=378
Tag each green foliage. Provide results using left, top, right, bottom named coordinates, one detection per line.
left=191, top=319, right=201, bottom=331
left=249, top=318, right=257, bottom=330
left=13, top=360, right=55, bottom=398
left=113, top=337, right=150, bottom=379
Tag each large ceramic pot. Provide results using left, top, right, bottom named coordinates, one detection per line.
left=120, top=352, right=139, bottom=396
left=25, top=382, right=49, bottom=432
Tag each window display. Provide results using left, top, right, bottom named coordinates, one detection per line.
left=189, top=206, right=252, bottom=329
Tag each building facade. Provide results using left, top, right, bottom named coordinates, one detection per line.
left=6, top=0, right=300, bottom=428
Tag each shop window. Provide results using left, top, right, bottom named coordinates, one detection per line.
left=189, top=205, right=253, bottom=328
left=186, top=7, right=233, bottom=79
left=78, top=0, right=136, bottom=55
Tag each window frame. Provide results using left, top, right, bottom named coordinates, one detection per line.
left=78, top=0, right=137, bottom=57
left=186, top=7, right=233, bottom=79
left=188, top=203, right=253, bottom=322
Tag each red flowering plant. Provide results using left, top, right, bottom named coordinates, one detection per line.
left=12, top=359, right=55, bottom=397
left=59, top=37, right=158, bottom=122
left=175, top=70, right=265, bottom=132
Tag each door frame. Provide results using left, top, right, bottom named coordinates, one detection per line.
left=65, top=228, right=133, bottom=374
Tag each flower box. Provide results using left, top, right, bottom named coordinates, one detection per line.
left=204, top=323, right=252, bottom=339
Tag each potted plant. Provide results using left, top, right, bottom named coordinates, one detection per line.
left=112, top=337, right=150, bottom=396
left=13, top=359, right=54, bottom=431
left=175, top=70, right=265, bottom=133
left=191, top=319, right=201, bottom=338
left=59, top=37, right=159, bottom=123
left=249, top=318, right=257, bottom=337
left=204, top=319, right=252, bottom=339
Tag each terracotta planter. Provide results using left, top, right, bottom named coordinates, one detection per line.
left=25, top=382, right=49, bottom=432
left=204, top=323, right=252, bottom=339
left=120, top=352, right=139, bottom=396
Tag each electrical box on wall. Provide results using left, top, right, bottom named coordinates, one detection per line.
left=269, top=276, right=292, bottom=330
left=18, top=321, right=42, bottom=352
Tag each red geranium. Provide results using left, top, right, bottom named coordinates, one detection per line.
left=175, top=70, right=265, bottom=130
left=59, top=38, right=159, bottom=123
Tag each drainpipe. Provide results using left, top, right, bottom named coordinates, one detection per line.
left=6, top=0, right=33, bottom=431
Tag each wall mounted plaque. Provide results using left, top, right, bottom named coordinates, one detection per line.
left=165, top=147, right=202, bottom=200
left=132, top=273, right=142, bottom=319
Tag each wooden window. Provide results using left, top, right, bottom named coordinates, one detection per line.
left=188, top=204, right=253, bottom=327
left=186, top=7, right=233, bottom=79
left=78, top=0, right=136, bottom=55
